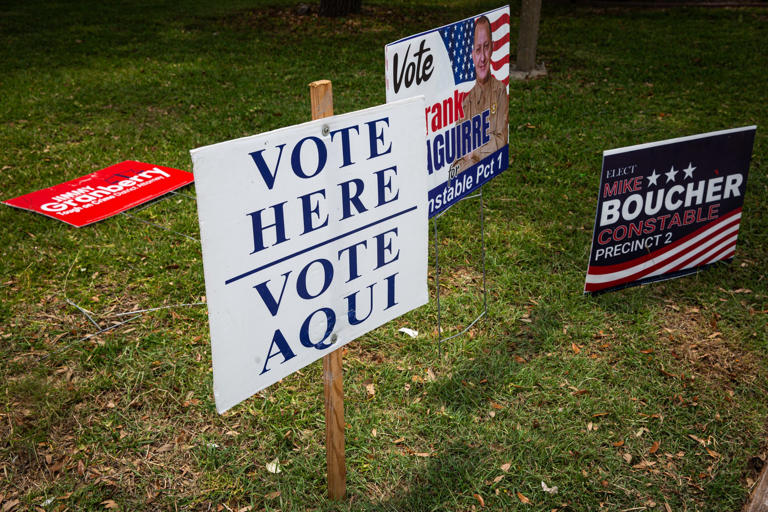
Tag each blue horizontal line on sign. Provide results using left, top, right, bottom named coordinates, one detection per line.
left=225, top=205, right=419, bottom=285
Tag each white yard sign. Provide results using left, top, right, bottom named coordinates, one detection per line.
left=192, top=98, right=428, bottom=413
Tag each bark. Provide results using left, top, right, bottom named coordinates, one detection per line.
left=319, top=0, right=362, bottom=17
left=516, top=0, right=542, bottom=71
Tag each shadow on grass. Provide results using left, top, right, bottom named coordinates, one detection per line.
left=374, top=440, right=493, bottom=511
left=350, top=333, right=532, bottom=509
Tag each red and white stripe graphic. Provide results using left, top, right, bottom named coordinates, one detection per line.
left=489, top=12, right=510, bottom=87
left=584, top=208, right=742, bottom=293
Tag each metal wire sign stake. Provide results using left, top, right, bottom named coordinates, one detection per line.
left=432, top=185, right=489, bottom=358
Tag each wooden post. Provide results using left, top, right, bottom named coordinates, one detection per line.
left=309, top=79, right=346, bottom=501
left=310, top=80, right=334, bottom=121
left=322, top=347, right=345, bottom=500
left=516, top=0, right=542, bottom=72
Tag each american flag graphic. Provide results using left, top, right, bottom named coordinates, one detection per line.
left=384, top=6, right=512, bottom=217
left=584, top=209, right=742, bottom=293
left=438, top=11, right=511, bottom=87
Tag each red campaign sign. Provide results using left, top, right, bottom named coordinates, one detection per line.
left=2, top=161, right=194, bottom=227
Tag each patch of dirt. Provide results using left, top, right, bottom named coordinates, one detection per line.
left=215, top=4, right=447, bottom=38
left=218, top=5, right=395, bottom=34
left=660, top=308, right=764, bottom=388
left=345, top=343, right=393, bottom=365
left=433, top=265, right=484, bottom=296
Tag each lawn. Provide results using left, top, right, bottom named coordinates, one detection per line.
left=1, top=0, right=766, bottom=510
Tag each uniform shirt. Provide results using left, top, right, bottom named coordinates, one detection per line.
left=454, top=75, right=509, bottom=172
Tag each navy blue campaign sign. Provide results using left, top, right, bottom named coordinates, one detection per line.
left=585, top=126, right=756, bottom=294
left=385, top=6, right=510, bottom=217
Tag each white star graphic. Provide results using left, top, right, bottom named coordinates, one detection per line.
left=682, top=162, right=696, bottom=179
left=665, top=165, right=678, bottom=183
left=647, top=169, right=660, bottom=187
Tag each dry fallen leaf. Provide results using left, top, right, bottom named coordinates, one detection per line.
left=541, top=481, right=558, bottom=494
left=266, top=458, right=281, bottom=474
left=49, top=459, right=66, bottom=473
left=101, top=500, right=119, bottom=510
left=493, top=475, right=504, bottom=483
left=571, top=343, right=581, bottom=354
left=517, top=491, right=531, bottom=504
left=473, top=493, right=485, bottom=507
left=2, top=500, right=20, bottom=512
left=501, top=462, right=511, bottom=472
left=613, top=440, right=625, bottom=447
left=649, top=441, right=660, bottom=454
left=706, top=448, right=721, bottom=459
left=623, top=453, right=633, bottom=464
left=365, top=381, right=376, bottom=398
left=264, top=491, right=281, bottom=500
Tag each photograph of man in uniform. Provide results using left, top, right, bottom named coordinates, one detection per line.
left=452, top=15, right=509, bottom=175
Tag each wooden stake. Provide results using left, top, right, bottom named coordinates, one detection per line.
left=322, top=345, right=345, bottom=500
left=309, top=79, right=346, bottom=501
left=310, top=79, right=334, bottom=121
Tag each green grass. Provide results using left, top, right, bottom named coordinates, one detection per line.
left=1, top=0, right=767, bottom=510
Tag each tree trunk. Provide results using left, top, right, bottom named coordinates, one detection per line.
left=516, top=0, right=542, bottom=72
left=319, top=0, right=361, bottom=17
